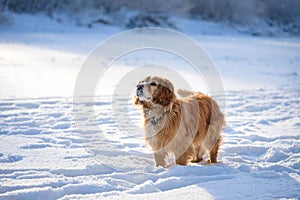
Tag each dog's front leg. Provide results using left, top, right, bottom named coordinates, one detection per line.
left=153, top=151, right=166, bottom=167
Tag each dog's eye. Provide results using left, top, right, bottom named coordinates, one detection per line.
left=150, top=82, right=157, bottom=86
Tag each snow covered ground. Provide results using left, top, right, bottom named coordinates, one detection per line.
left=0, top=13, right=300, bottom=199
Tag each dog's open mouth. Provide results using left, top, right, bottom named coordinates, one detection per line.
left=137, top=95, right=151, bottom=101
left=136, top=85, right=151, bottom=101
left=136, top=90, right=151, bottom=101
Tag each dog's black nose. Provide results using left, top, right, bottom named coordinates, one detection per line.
left=136, top=84, right=144, bottom=96
left=137, top=84, right=144, bottom=91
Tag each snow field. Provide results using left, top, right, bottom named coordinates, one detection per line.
left=0, top=88, right=299, bottom=199
left=0, top=13, right=300, bottom=199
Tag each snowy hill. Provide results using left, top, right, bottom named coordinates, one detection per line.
left=0, top=13, right=300, bottom=199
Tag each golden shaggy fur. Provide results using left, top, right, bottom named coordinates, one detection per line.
left=134, top=76, right=225, bottom=167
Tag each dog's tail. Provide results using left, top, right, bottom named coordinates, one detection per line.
left=177, top=89, right=194, bottom=97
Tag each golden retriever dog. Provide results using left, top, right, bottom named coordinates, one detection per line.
left=134, top=76, right=225, bottom=167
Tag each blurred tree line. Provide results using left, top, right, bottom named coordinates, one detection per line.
left=0, top=0, right=299, bottom=34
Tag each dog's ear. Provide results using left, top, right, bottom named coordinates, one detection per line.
left=153, top=79, right=176, bottom=106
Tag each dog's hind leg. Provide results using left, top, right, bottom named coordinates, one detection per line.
left=209, top=137, right=222, bottom=163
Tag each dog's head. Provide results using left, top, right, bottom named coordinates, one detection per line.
left=134, top=76, right=176, bottom=107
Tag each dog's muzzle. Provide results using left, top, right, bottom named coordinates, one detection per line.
left=136, top=84, right=144, bottom=97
